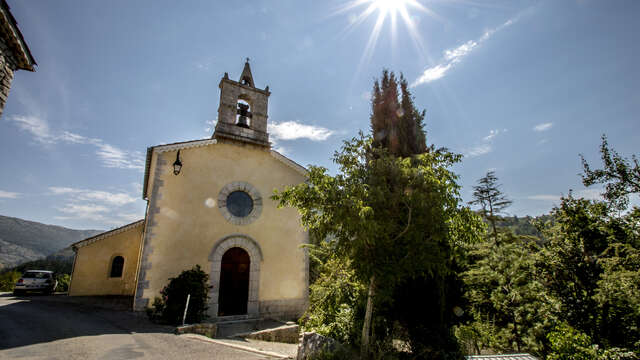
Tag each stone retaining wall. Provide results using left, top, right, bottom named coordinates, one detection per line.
left=175, top=323, right=217, bottom=338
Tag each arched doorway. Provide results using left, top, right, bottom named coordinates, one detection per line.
left=218, top=247, right=250, bottom=316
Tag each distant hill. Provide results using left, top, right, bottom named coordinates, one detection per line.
left=0, top=215, right=102, bottom=269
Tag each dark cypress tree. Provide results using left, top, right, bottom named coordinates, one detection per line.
left=369, top=70, right=464, bottom=358
left=370, top=70, right=427, bottom=157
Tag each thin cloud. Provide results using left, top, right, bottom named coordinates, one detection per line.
left=412, top=16, right=518, bottom=87
left=0, top=190, right=20, bottom=199
left=268, top=121, right=334, bottom=141
left=413, top=63, right=452, bottom=84
left=95, top=143, right=145, bottom=170
left=7, top=115, right=55, bottom=143
left=527, top=194, right=561, bottom=202
left=465, top=129, right=507, bottom=158
left=204, top=119, right=216, bottom=133
left=7, top=115, right=144, bottom=170
left=465, top=144, right=492, bottom=157
left=50, top=186, right=142, bottom=226
left=527, top=189, right=603, bottom=202
left=483, top=129, right=506, bottom=142
left=49, top=187, right=137, bottom=206
left=533, top=122, right=554, bottom=132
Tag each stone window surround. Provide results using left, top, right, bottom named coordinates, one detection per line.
left=218, top=181, right=262, bottom=225
left=208, top=234, right=263, bottom=318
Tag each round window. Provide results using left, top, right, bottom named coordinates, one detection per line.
left=226, top=191, right=254, bottom=218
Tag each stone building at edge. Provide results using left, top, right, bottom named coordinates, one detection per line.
left=68, top=62, right=309, bottom=321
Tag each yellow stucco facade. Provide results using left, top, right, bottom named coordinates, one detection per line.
left=69, top=221, right=144, bottom=296
left=135, top=141, right=309, bottom=319
left=69, top=62, right=310, bottom=321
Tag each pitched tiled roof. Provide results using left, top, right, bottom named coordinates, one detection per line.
left=71, top=219, right=145, bottom=250
left=466, top=355, right=538, bottom=360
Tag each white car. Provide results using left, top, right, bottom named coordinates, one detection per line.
left=13, top=270, right=58, bottom=295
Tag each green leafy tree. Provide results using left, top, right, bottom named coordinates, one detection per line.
left=302, top=241, right=365, bottom=344
left=595, top=242, right=640, bottom=351
left=461, top=232, right=557, bottom=356
left=469, top=171, right=513, bottom=242
left=581, top=135, right=640, bottom=209
left=537, top=195, right=640, bottom=351
left=538, top=196, right=615, bottom=342
left=274, top=134, right=482, bottom=358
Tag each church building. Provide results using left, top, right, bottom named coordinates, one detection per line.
left=69, top=61, right=309, bottom=321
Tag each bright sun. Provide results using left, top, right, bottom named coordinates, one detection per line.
left=371, top=0, right=418, bottom=14
left=337, top=0, right=432, bottom=66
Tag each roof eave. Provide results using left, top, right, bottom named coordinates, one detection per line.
left=0, top=0, right=36, bottom=71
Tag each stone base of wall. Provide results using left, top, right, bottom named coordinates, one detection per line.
left=63, top=295, right=134, bottom=311
left=296, top=332, right=339, bottom=360
left=245, top=323, right=300, bottom=344
left=259, top=298, right=307, bottom=321
left=176, top=323, right=217, bottom=338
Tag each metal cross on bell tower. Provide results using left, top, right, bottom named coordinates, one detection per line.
left=236, top=102, right=252, bottom=128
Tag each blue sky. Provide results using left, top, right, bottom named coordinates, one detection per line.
left=0, top=0, right=638, bottom=230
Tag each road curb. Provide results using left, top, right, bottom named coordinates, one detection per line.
left=180, top=334, right=292, bottom=359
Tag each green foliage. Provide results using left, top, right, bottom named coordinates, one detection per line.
left=307, top=345, right=359, bottom=360
left=461, top=232, right=557, bottom=356
left=274, top=133, right=482, bottom=358
left=456, top=137, right=640, bottom=357
left=547, top=323, right=638, bottom=360
left=547, top=323, right=601, bottom=360
left=302, top=242, right=365, bottom=344
left=0, top=270, right=21, bottom=291
left=595, top=243, right=640, bottom=351
left=55, top=273, right=71, bottom=292
left=274, top=134, right=476, bottom=299
left=150, top=265, right=211, bottom=325
left=498, top=214, right=553, bottom=240
left=581, top=134, right=640, bottom=209
left=537, top=195, right=639, bottom=348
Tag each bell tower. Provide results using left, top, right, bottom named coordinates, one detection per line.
left=213, top=59, right=271, bottom=148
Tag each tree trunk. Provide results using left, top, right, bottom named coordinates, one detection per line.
left=488, top=199, right=498, bottom=242
left=361, top=275, right=376, bottom=359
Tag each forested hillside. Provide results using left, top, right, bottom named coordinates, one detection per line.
left=0, top=215, right=101, bottom=269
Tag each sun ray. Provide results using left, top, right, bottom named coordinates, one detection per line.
left=337, top=0, right=438, bottom=64
left=335, top=0, right=441, bottom=92
left=398, top=5, right=427, bottom=61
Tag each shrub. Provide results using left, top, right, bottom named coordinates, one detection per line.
left=149, top=265, right=211, bottom=325
left=547, top=323, right=638, bottom=360
left=547, top=323, right=599, bottom=360
left=0, top=270, right=21, bottom=291
left=55, top=274, right=71, bottom=292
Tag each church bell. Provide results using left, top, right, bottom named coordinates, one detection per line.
left=236, top=102, right=251, bottom=128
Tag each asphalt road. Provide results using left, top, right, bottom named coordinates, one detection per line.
left=0, top=293, right=271, bottom=360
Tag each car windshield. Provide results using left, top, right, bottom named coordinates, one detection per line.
left=22, top=272, right=50, bottom=279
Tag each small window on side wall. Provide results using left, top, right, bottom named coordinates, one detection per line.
left=110, top=256, right=124, bottom=278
